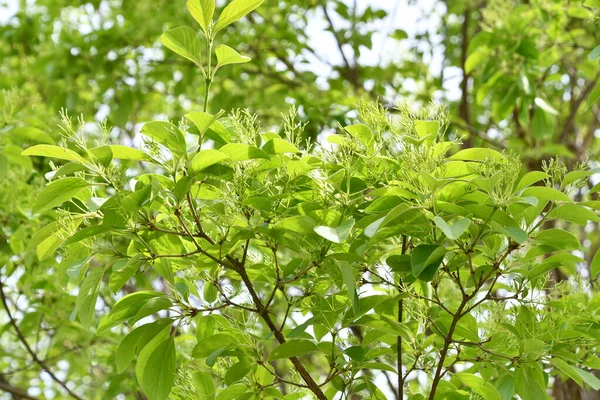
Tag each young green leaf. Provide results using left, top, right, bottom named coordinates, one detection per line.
left=110, top=145, right=152, bottom=161
left=515, top=171, right=549, bottom=192
left=141, top=121, right=187, bottom=155
left=187, top=0, right=215, bottom=35
left=160, top=27, right=203, bottom=68
left=184, top=111, right=230, bottom=138
left=218, top=143, right=269, bottom=160
left=433, top=216, right=470, bottom=240
left=214, top=0, right=263, bottom=33
left=22, top=144, right=88, bottom=164
left=32, top=177, right=91, bottom=214
left=450, top=147, right=504, bottom=161
left=262, top=138, right=299, bottom=154
left=190, top=149, right=229, bottom=174
left=215, top=44, right=251, bottom=70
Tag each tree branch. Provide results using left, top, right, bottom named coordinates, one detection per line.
left=0, top=280, right=83, bottom=400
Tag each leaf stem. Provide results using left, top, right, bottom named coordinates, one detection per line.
left=203, top=77, right=212, bottom=113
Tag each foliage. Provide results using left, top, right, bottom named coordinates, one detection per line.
left=1, top=0, right=600, bottom=399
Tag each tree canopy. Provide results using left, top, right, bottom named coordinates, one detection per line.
left=1, top=0, right=600, bottom=399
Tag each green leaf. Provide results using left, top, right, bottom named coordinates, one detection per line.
left=160, top=27, right=202, bottom=67
left=361, top=362, right=397, bottom=373
left=192, top=372, right=215, bottom=400
left=21, top=144, right=87, bottom=164
left=98, top=291, right=166, bottom=334
left=591, top=248, right=600, bottom=280
left=138, top=337, right=176, bottom=400
left=88, top=145, right=113, bottom=166
left=339, top=262, right=359, bottom=314
left=224, top=360, right=251, bottom=385
left=262, top=138, right=299, bottom=154
left=192, top=334, right=236, bottom=358
left=450, top=147, right=504, bottom=161
left=414, top=119, right=440, bottom=142
left=32, top=178, right=91, bottom=214
left=344, top=346, right=365, bottom=361
left=64, top=225, right=113, bottom=246
left=190, top=150, right=229, bottom=174
left=314, top=218, right=354, bottom=243
left=115, top=320, right=174, bottom=374
left=141, top=121, right=187, bottom=155
left=214, top=0, right=263, bottom=33
left=121, top=185, right=152, bottom=213
left=411, top=244, right=446, bottom=281
left=344, top=124, right=373, bottom=148
left=534, top=97, right=559, bottom=115
left=351, top=315, right=413, bottom=341
left=218, top=143, right=269, bottom=161
left=268, top=339, right=318, bottom=361
left=521, top=186, right=573, bottom=203
left=185, top=111, right=230, bottom=139
left=109, top=257, right=141, bottom=293
left=76, top=268, right=104, bottom=328
left=535, top=229, right=579, bottom=250
left=110, top=145, right=151, bottom=161
left=131, top=297, right=173, bottom=324
left=274, top=215, right=316, bottom=235
left=548, top=204, right=600, bottom=225
left=515, top=171, right=549, bottom=192
left=187, top=0, right=215, bottom=34
left=12, top=126, right=54, bottom=144
left=550, top=358, right=584, bottom=387
left=588, top=81, right=600, bottom=109
left=390, top=29, right=408, bottom=40
left=490, top=222, right=528, bottom=244
left=215, top=44, right=251, bottom=69
left=514, top=363, right=550, bottom=400
left=455, top=373, right=502, bottom=400
left=433, top=216, right=470, bottom=240
left=573, top=366, right=600, bottom=390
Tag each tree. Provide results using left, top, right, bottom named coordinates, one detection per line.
left=2, top=0, right=600, bottom=399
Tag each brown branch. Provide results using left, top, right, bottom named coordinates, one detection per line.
left=231, top=260, right=327, bottom=400
left=0, top=373, right=40, bottom=400
left=0, top=280, right=83, bottom=400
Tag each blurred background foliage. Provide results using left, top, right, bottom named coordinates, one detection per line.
left=0, top=0, right=599, bottom=398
